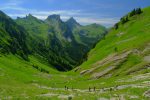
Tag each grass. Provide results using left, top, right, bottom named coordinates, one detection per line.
left=0, top=54, right=149, bottom=99
left=78, top=6, right=150, bottom=73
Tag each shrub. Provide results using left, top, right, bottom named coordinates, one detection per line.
left=130, top=8, right=142, bottom=17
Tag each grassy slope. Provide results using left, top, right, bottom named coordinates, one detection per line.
left=0, top=54, right=149, bottom=99
left=78, top=7, right=150, bottom=73
left=73, top=24, right=106, bottom=45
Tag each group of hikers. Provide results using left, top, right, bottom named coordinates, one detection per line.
left=88, top=86, right=96, bottom=92
left=64, top=86, right=96, bottom=92
left=65, top=86, right=73, bottom=90
left=64, top=85, right=118, bottom=92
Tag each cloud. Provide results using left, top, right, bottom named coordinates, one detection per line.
left=6, top=9, right=81, bottom=19
left=0, top=0, right=25, bottom=11
left=0, top=6, right=26, bottom=11
left=74, top=17, right=119, bottom=26
left=7, top=14, right=27, bottom=18
left=76, top=17, right=118, bottom=24
left=6, top=9, right=119, bottom=27
left=6, top=0, right=23, bottom=6
left=1, top=0, right=24, bottom=6
left=29, top=10, right=81, bottom=16
left=0, top=0, right=119, bottom=27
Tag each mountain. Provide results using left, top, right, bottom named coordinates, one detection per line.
left=17, top=14, right=75, bottom=71
left=66, top=17, right=81, bottom=30
left=45, top=14, right=71, bottom=41
left=46, top=14, right=63, bottom=27
left=16, top=14, right=107, bottom=71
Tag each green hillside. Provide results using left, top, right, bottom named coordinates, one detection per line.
left=77, top=7, right=150, bottom=78
left=72, top=23, right=106, bottom=46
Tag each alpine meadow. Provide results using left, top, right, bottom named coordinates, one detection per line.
left=0, top=0, right=150, bottom=100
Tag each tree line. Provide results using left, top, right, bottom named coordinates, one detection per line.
left=114, top=8, right=143, bottom=30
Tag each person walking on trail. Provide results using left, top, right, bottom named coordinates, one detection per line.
left=115, top=85, right=118, bottom=90
left=100, top=88, right=104, bottom=92
left=65, top=86, right=67, bottom=90
left=94, top=87, right=96, bottom=92
left=110, top=87, right=113, bottom=91
left=89, top=87, right=91, bottom=92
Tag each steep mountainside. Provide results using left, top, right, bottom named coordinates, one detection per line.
left=76, top=7, right=150, bottom=79
left=0, top=11, right=29, bottom=60
left=16, top=14, right=74, bottom=71
left=16, top=14, right=107, bottom=71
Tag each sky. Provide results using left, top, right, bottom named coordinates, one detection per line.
left=0, top=0, right=150, bottom=27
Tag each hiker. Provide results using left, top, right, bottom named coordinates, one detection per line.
left=67, top=87, right=69, bottom=90
left=115, top=85, right=118, bottom=90
left=94, top=87, right=96, bottom=91
left=89, top=87, right=91, bottom=92
left=110, top=87, right=113, bottom=91
left=65, top=86, right=67, bottom=90
left=116, top=85, right=118, bottom=88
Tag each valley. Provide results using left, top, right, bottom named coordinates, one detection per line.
left=0, top=4, right=150, bottom=100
